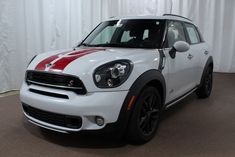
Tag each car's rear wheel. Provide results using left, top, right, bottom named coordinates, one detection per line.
left=127, top=86, right=162, bottom=144
left=196, top=67, right=213, bottom=98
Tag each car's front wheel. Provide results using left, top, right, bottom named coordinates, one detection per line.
left=127, top=86, right=162, bottom=144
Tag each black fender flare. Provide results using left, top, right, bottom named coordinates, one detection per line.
left=125, top=69, right=166, bottom=105
left=103, top=69, right=166, bottom=133
left=199, top=56, right=213, bottom=88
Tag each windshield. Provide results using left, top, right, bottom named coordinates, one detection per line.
left=81, top=19, right=165, bottom=49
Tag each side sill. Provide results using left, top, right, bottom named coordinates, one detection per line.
left=164, top=86, right=198, bottom=109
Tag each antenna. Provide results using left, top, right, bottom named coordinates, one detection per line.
left=170, top=0, right=173, bottom=14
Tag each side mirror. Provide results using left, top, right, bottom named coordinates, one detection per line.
left=169, top=41, right=190, bottom=59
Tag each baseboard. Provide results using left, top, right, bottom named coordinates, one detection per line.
left=0, top=90, right=19, bottom=98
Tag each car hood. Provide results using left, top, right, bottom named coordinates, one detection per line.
left=28, top=47, right=160, bottom=91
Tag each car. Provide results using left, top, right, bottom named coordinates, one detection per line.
left=20, top=14, right=213, bottom=144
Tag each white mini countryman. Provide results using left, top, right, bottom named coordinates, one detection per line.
left=20, top=14, right=213, bottom=144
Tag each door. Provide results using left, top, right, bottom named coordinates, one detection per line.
left=184, top=23, right=207, bottom=85
left=163, top=21, right=196, bottom=103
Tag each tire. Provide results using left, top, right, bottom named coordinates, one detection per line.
left=127, top=86, right=162, bottom=144
left=196, top=67, right=213, bottom=98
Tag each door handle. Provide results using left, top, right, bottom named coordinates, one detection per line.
left=187, top=54, right=193, bottom=60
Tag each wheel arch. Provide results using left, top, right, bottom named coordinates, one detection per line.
left=102, top=69, right=166, bottom=134
left=145, top=80, right=165, bottom=104
left=127, top=69, right=166, bottom=107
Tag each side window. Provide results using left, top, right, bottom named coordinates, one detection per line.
left=185, top=23, right=200, bottom=44
left=166, top=21, right=186, bottom=48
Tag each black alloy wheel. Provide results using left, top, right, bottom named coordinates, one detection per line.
left=139, top=93, right=161, bottom=136
left=204, top=68, right=213, bottom=95
left=127, top=86, right=162, bottom=144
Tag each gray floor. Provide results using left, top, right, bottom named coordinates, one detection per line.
left=0, top=73, right=235, bottom=157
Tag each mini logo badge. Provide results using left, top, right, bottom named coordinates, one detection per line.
left=46, top=63, right=54, bottom=68
left=68, top=80, right=74, bottom=87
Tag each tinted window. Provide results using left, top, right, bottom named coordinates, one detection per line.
left=82, top=20, right=165, bottom=49
left=121, top=31, right=131, bottom=42
left=121, top=29, right=149, bottom=42
left=185, top=23, right=200, bottom=44
left=91, top=26, right=116, bottom=45
left=166, top=21, right=186, bottom=47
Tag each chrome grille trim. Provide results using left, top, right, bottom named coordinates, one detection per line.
left=26, top=70, right=87, bottom=94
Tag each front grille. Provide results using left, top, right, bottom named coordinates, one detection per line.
left=22, top=104, right=82, bottom=129
left=26, top=70, right=86, bottom=94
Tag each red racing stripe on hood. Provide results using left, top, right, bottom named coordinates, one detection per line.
left=35, top=55, right=58, bottom=71
left=48, top=48, right=105, bottom=72
left=35, top=51, right=70, bottom=71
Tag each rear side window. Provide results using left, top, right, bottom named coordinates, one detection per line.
left=185, top=23, right=200, bottom=44
left=166, top=21, right=187, bottom=48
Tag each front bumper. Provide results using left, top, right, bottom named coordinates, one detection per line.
left=20, top=82, right=128, bottom=133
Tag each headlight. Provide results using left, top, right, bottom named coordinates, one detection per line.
left=93, top=60, right=133, bottom=88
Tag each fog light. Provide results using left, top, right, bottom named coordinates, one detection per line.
left=95, top=116, right=104, bottom=126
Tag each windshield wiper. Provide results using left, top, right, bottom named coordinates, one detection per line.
left=90, top=43, right=126, bottom=47
left=80, top=43, right=136, bottom=48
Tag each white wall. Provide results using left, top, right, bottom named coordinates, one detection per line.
left=0, top=0, right=235, bottom=93
left=0, top=0, right=110, bottom=93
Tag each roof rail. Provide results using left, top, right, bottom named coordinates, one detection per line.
left=163, top=14, right=192, bottom=21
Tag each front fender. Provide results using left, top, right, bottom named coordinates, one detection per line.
left=102, top=69, right=166, bottom=133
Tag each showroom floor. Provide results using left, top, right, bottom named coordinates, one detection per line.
left=0, top=73, right=235, bottom=157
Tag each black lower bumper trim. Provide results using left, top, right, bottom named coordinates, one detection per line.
left=22, top=103, right=82, bottom=129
